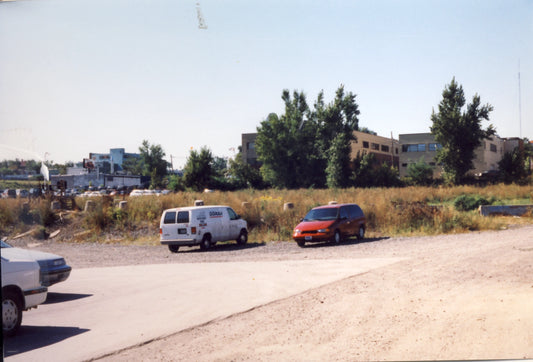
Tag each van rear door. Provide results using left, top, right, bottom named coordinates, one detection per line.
left=176, top=210, right=191, bottom=238
left=160, top=210, right=177, bottom=241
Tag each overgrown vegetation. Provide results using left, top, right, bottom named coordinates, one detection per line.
left=453, top=194, right=496, bottom=211
left=1, top=185, right=531, bottom=243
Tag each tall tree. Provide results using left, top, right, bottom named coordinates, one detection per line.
left=314, top=85, right=360, bottom=187
left=430, top=78, right=495, bottom=184
left=498, top=146, right=529, bottom=184
left=227, top=153, right=264, bottom=189
left=122, top=157, right=143, bottom=175
left=182, top=146, right=216, bottom=191
left=256, top=85, right=360, bottom=189
left=256, top=92, right=321, bottom=188
left=139, top=140, right=168, bottom=188
left=326, top=133, right=352, bottom=188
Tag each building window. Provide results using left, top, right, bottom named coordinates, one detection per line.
left=363, top=141, right=369, bottom=148
left=247, top=142, right=255, bottom=150
left=402, top=144, right=426, bottom=152
left=371, top=143, right=380, bottom=151
left=381, top=145, right=390, bottom=153
left=401, top=163, right=408, bottom=167
left=490, top=144, right=497, bottom=152
left=428, top=143, right=441, bottom=151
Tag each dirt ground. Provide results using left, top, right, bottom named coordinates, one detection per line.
left=7, top=225, right=533, bottom=361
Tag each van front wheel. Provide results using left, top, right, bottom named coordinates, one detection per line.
left=236, top=229, right=248, bottom=245
left=200, top=234, right=211, bottom=251
left=168, top=245, right=179, bottom=253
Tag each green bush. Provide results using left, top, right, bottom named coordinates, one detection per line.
left=453, top=194, right=495, bottom=211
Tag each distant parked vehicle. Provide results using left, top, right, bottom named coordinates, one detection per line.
left=29, top=188, right=42, bottom=198
left=16, top=189, right=29, bottom=198
left=2, top=189, right=16, bottom=199
left=129, top=189, right=157, bottom=197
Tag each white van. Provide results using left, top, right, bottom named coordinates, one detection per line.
left=160, top=205, right=248, bottom=252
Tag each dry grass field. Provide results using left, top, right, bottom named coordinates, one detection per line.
left=1, top=184, right=532, bottom=243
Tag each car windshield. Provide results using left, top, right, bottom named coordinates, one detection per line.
left=303, top=208, right=338, bottom=221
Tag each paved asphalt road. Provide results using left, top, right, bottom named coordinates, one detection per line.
left=4, top=257, right=403, bottom=361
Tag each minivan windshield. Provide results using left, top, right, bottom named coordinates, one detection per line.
left=303, top=208, right=338, bottom=221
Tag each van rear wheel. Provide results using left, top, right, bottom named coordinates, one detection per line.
left=200, top=234, right=211, bottom=251
left=168, top=245, right=179, bottom=253
left=236, top=229, right=248, bottom=245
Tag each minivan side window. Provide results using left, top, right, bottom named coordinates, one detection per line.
left=340, top=206, right=349, bottom=219
left=163, top=211, right=176, bottom=224
left=177, top=211, right=190, bottom=223
left=226, top=208, right=238, bottom=220
left=349, top=205, right=363, bottom=218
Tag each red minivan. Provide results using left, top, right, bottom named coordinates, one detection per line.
left=292, top=203, right=366, bottom=247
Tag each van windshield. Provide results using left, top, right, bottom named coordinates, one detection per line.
left=303, top=208, right=338, bottom=221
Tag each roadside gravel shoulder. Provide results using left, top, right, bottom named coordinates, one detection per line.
left=5, top=224, right=531, bottom=268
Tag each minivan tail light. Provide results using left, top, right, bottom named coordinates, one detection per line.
left=191, top=227, right=197, bottom=234
left=159, top=228, right=162, bottom=234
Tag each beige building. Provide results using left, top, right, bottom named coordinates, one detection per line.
left=350, top=131, right=399, bottom=168
left=472, top=136, right=505, bottom=176
left=242, top=131, right=400, bottom=169
left=399, top=133, right=509, bottom=179
left=399, top=133, right=443, bottom=178
left=241, top=133, right=260, bottom=167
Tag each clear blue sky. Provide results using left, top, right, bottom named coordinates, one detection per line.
left=1, top=0, right=532, bottom=168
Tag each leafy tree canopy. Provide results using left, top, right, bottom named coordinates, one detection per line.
left=182, top=146, right=216, bottom=191
left=139, top=140, right=168, bottom=188
left=406, top=157, right=434, bottom=186
left=256, top=85, right=360, bottom=189
left=430, top=78, right=495, bottom=184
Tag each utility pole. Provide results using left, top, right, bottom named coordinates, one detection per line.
left=518, top=60, right=522, bottom=138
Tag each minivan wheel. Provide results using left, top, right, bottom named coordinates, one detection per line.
left=168, top=245, right=179, bottom=253
left=200, top=234, right=211, bottom=251
left=357, top=225, right=365, bottom=240
left=333, top=230, right=341, bottom=244
left=236, top=229, right=248, bottom=245
left=296, top=240, right=305, bottom=247
left=3, top=290, right=22, bottom=337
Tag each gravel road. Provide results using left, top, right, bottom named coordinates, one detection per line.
left=6, top=225, right=533, bottom=361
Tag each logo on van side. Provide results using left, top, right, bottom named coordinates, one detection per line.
left=209, top=211, right=223, bottom=218
left=196, top=211, right=206, bottom=222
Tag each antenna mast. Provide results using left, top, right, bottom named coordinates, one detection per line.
left=518, top=60, right=522, bottom=138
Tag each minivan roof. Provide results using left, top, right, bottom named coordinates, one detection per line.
left=312, top=203, right=359, bottom=209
